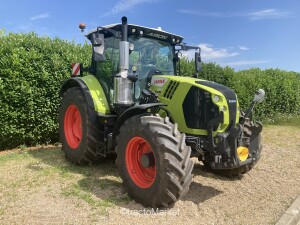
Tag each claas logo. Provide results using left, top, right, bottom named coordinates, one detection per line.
left=154, top=79, right=165, bottom=84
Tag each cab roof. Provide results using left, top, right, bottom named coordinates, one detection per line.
left=86, top=23, right=183, bottom=45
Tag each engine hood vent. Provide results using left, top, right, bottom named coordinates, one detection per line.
left=163, top=80, right=180, bottom=99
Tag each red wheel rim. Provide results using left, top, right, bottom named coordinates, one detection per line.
left=64, top=105, right=82, bottom=149
left=125, top=137, right=156, bottom=188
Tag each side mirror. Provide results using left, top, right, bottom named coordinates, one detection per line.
left=195, top=51, right=202, bottom=72
left=91, top=33, right=106, bottom=62
left=253, top=89, right=265, bottom=103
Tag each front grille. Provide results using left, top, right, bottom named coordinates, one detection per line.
left=183, top=86, right=220, bottom=129
left=163, top=81, right=179, bottom=99
left=196, top=80, right=237, bottom=130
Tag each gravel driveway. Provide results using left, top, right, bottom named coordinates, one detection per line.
left=0, top=125, right=299, bottom=225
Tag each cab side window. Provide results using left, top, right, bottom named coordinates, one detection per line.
left=94, top=36, right=120, bottom=104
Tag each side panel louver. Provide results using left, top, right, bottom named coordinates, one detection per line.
left=163, top=81, right=179, bottom=99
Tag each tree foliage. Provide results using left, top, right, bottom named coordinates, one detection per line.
left=0, top=32, right=91, bottom=150
left=230, top=68, right=300, bottom=120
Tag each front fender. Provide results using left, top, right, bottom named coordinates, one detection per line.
left=59, top=75, right=110, bottom=114
left=112, top=103, right=166, bottom=145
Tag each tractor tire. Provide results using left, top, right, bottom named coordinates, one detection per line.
left=202, top=120, right=262, bottom=177
left=59, top=87, right=104, bottom=165
left=116, top=114, right=194, bottom=208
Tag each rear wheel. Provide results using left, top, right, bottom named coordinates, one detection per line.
left=59, top=87, right=104, bottom=165
left=116, top=114, right=194, bottom=208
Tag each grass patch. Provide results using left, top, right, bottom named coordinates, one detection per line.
left=0, top=147, right=131, bottom=217
left=274, top=115, right=300, bottom=127
left=62, top=181, right=131, bottom=215
left=61, top=175, right=131, bottom=214
left=62, top=184, right=114, bottom=211
left=263, top=114, right=300, bottom=127
left=0, top=151, right=31, bottom=165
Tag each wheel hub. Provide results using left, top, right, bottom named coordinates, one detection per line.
left=64, top=105, right=82, bottom=149
left=125, top=137, right=156, bottom=188
left=140, top=152, right=155, bottom=168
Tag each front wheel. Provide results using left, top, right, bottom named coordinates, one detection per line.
left=116, top=115, right=194, bottom=208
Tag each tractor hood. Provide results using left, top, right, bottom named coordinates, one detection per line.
left=150, top=75, right=239, bottom=136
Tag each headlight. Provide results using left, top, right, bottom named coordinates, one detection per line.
left=213, top=95, right=220, bottom=102
left=220, top=106, right=227, bottom=112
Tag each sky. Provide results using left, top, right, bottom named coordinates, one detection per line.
left=1, top=0, right=299, bottom=72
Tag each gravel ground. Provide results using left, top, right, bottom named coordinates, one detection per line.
left=0, top=125, right=299, bottom=225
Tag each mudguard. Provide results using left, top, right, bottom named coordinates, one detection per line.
left=112, top=103, right=166, bottom=144
left=59, top=75, right=110, bottom=114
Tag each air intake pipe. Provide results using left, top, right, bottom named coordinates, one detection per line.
left=113, top=16, right=135, bottom=108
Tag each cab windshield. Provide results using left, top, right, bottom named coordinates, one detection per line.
left=129, top=36, right=175, bottom=75
left=129, top=36, right=175, bottom=99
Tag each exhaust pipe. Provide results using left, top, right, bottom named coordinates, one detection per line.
left=113, top=16, right=134, bottom=108
left=119, top=16, right=129, bottom=75
left=121, top=16, right=128, bottom=42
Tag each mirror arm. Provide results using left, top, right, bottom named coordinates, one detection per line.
left=179, top=43, right=199, bottom=51
left=240, top=89, right=265, bottom=125
left=244, top=101, right=256, bottom=119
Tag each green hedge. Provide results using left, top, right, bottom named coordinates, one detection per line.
left=0, top=32, right=299, bottom=150
left=229, top=68, right=300, bottom=121
left=0, top=32, right=91, bottom=150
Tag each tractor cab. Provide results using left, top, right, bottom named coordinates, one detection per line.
left=84, top=18, right=200, bottom=112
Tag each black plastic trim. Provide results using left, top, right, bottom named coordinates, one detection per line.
left=111, top=103, right=167, bottom=147
left=182, top=86, right=220, bottom=129
left=196, top=80, right=237, bottom=130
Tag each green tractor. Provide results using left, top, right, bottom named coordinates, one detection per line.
left=59, top=17, right=265, bottom=207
